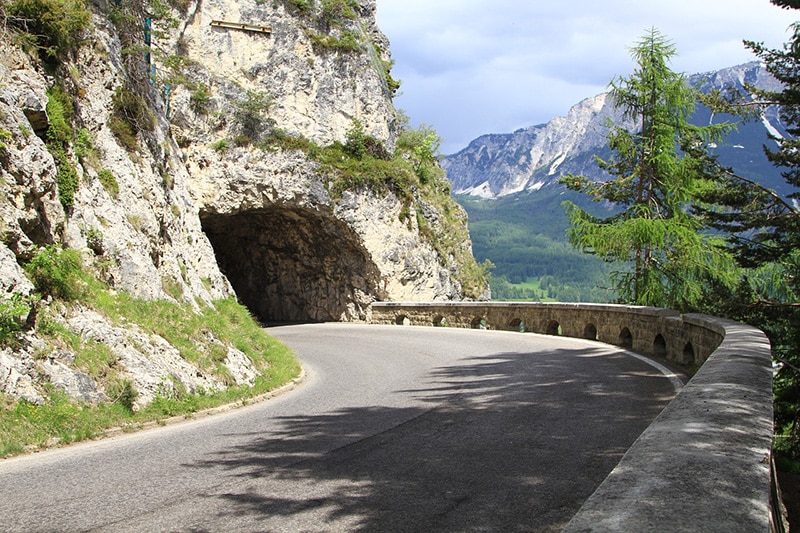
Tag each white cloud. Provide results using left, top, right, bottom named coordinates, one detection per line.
left=377, top=0, right=799, bottom=153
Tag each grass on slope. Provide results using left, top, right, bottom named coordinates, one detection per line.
left=0, top=264, right=300, bottom=458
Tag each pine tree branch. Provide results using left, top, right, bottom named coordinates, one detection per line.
left=721, top=167, right=799, bottom=215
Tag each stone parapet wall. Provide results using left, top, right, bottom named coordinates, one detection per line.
left=371, top=302, right=725, bottom=366
left=370, top=301, right=773, bottom=531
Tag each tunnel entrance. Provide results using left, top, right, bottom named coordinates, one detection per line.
left=200, top=206, right=383, bottom=323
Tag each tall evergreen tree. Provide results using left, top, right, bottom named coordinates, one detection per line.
left=697, top=0, right=800, bottom=458
left=560, top=28, right=735, bottom=309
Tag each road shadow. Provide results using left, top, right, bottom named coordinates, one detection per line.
left=186, top=346, right=676, bottom=531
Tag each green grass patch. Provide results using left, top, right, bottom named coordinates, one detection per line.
left=97, top=169, right=119, bottom=198
left=45, top=85, right=80, bottom=209
left=0, top=389, right=135, bottom=456
left=81, top=273, right=299, bottom=390
left=0, top=128, right=12, bottom=153
left=306, top=29, right=362, bottom=52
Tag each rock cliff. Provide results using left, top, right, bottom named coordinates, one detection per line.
left=0, top=0, right=486, bottom=408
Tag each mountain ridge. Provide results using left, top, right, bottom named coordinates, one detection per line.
left=443, top=61, right=787, bottom=199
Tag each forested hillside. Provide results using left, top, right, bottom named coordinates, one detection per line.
left=456, top=189, right=613, bottom=302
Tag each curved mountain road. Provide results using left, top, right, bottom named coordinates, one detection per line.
left=0, top=324, right=682, bottom=532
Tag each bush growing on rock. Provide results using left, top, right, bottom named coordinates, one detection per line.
left=0, top=294, right=33, bottom=347
left=25, top=246, right=84, bottom=301
left=106, top=378, right=138, bottom=412
left=4, top=0, right=91, bottom=62
left=109, top=85, right=155, bottom=152
left=232, top=89, right=273, bottom=145
left=320, top=0, right=358, bottom=27
left=45, top=85, right=80, bottom=208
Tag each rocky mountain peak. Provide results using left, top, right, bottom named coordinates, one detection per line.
left=443, top=62, right=782, bottom=199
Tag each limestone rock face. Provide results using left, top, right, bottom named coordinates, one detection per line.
left=334, top=190, right=462, bottom=303
left=66, top=309, right=232, bottom=408
left=0, top=55, right=65, bottom=260
left=172, top=0, right=395, bottom=148
left=0, top=349, right=43, bottom=405
left=0, top=0, right=474, bottom=407
left=165, top=0, right=466, bottom=321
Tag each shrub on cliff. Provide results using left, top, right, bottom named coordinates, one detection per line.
left=25, top=245, right=84, bottom=301
left=3, top=0, right=91, bottom=62
left=232, top=90, right=273, bottom=145
left=45, top=85, right=80, bottom=209
left=285, top=0, right=313, bottom=17
left=0, top=294, right=33, bottom=347
left=109, top=85, right=155, bottom=152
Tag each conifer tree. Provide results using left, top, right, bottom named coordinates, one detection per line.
left=560, top=28, right=734, bottom=309
left=697, top=0, right=800, bottom=458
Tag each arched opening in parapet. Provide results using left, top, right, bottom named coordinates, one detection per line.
left=433, top=315, right=447, bottom=327
left=396, top=315, right=410, bottom=326
left=619, top=327, right=633, bottom=349
left=653, top=334, right=667, bottom=357
left=546, top=320, right=561, bottom=336
left=509, top=318, right=525, bottom=332
left=683, top=342, right=695, bottom=365
left=200, top=206, right=383, bottom=323
left=583, top=323, right=598, bottom=340
left=471, top=317, right=487, bottom=329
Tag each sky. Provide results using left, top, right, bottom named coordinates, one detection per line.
left=375, top=0, right=800, bottom=154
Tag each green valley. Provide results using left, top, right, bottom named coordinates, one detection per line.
left=456, top=188, right=614, bottom=302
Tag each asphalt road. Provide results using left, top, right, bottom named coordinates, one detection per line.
left=0, top=324, right=682, bottom=532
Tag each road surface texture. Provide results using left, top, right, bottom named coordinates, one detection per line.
left=0, top=324, right=682, bottom=532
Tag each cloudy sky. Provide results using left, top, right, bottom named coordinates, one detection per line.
left=376, top=1, right=799, bottom=154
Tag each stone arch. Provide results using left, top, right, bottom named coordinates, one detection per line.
left=619, top=327, right=633, bottom=349
left=683, top=342, right=695, bottom=365
left=509, top=318, right=525, bottom=332
left=433, top=315, right=447, bottom=327
left=200, top=205, right=383, bottom=323
left=546, top=320, right=561, bottom=336
left=654, top=334, right=667, bottom=357
left=396, top=315, right=411, bottom=326
left=583, top=323, right=598, bottom=340
left=471, top=317, right=487, bottom=329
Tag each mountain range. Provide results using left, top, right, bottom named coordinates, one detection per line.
left=443, top=62, right=787, bottom=199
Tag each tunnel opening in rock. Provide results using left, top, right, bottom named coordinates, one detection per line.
left=200, top=206, right=383, bottom=323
